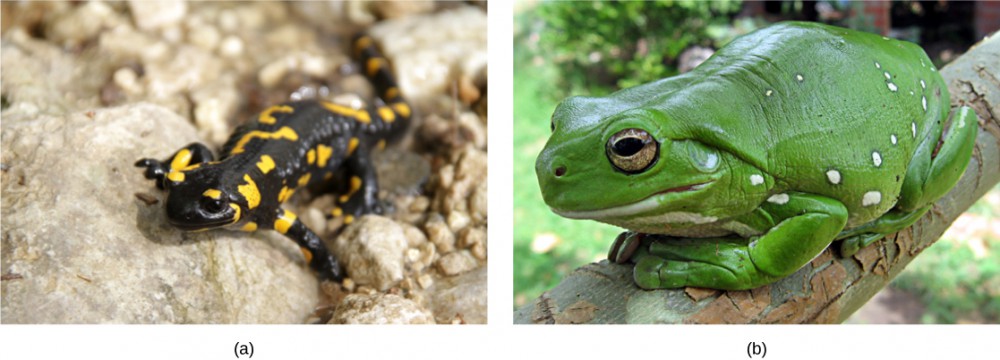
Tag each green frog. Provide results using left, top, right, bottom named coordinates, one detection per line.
left=535, top=22, right=977, bottom=290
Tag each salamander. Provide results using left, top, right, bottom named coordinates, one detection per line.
left=135, top=35, right=411, bottom=281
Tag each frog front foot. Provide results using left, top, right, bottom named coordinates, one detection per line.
left=608, top=232, right=646, bottom=264
left=628, top=236, right=778, bottom=290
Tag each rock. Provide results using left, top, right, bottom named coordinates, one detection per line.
left=128, top=0, right=187, bottom=31
left=436, top=250, right=477, bottom=276
left=429, top=266, right=486, bottom=324
left=332, top=215, right=407, bottom=291
left=424, top=213, right=455, bottom=254
left=0, top=103, right=318, bottom=323
left=367, top=6, right=487, bottom=103
left=330, top=293, right=434, bottom=324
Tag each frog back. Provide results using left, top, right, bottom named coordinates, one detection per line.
left=638, top=22, right=947, bottom=226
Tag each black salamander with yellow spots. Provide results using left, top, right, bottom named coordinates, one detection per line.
left=135, top=35, right=411, bottom=281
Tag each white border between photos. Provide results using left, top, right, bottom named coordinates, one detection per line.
left=2, top=2, right=999, bottom=359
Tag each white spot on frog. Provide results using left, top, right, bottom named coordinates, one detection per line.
left=912, top=122, right=917, bottom=138
left=862, top=191, right=882, bottom=207
left=872, top=151, right=882, bottom=167
left=750, top=174, right=764, bottom=186
left=891, top=134, right=897, bottom=145
left=887, top=82, right=898, bottom=92
left=922, top=96, right=927, bottom=112
left=765, top=89, right=773, bottom=97
left=767, top=193, right=790, bottom=205
left=874, top=61, right=881, bottom=69
left=920, top=79, right=926, bottom=89
left=909, top=91, right=914, bottom=96
left=795, top=74, right=804, bottom=82
left=882, top=36, right=890, bottom=40
left=884, top=72, right=891, bottom=80
left=826, top=170, right=841, bottom=185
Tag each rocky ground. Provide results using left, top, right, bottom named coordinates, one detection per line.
left=1, top=1, right=487, bottom=324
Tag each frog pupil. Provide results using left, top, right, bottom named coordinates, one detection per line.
left=613, top=137, right=645, bottom=157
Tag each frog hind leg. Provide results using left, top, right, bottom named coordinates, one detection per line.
left=837, top=106, right=977, bottom=256
left=632, top=193, right=848, bottom=290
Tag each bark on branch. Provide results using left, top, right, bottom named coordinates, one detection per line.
left=515, top=35, right=1000, bottom=324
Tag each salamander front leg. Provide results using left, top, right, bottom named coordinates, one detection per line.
left=135, top=143, right=215, bottom=189
left=275, top=208, right=342, bottom=281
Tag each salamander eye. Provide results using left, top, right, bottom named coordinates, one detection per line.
left=606, top=128, right=659, bottom=174
left=201, top=197, right=227, bottom=214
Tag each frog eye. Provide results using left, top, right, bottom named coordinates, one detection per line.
left=606, top=128, right=659, bottom=174
left=201, top=197, right=227, bottom=214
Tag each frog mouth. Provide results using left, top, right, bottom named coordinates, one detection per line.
left=554, top=181, right=714, bottom=219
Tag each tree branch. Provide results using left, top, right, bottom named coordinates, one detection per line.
left=515, top=34, right=1000, bottom=324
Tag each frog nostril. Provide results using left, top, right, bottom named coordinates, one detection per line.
left=554, top=166, right=566, bottom=177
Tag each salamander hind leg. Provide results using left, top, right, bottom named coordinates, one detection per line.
left=331, top=143, right=384, bottom=226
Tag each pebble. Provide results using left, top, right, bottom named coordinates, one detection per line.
left=401, top=223, right=428, bottom=247
left=330, top=293, right=434, bottom=324
left=332, top=215, right=408, bottom=291
left=129, top=0, right=187, bottom=31
left=417, top=273, right=434, bottom=289
left=424, top=214, right=456, bottom=253
left=436, top=250, right=478, bottom=276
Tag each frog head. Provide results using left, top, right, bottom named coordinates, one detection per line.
left=162, top=166, right=243, bottom=231
left=536, top=96, right=734, bottom=232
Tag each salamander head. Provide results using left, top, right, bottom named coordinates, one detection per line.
left=163, top=168, right=242, bottom=231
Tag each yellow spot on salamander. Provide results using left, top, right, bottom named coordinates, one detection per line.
left=347, top=138, right=359, bottom=156
left=344, top=215, right=354, bottom=225
left=366, top=57, right=385, bottom=77
left=297, top=173, right=311, bottom=187
left=321, top=102, right=371, bottom=124
left=377, top=107, right=395, bottom=123
left=339, top=176, right=362, bottom=203
left=331, top=207, right=343, bottom=217
left=256, top=154, right=276, bottom=174
left=392, top=103, right=411, bottom=118
left=238, top=174, right=261, bottom=209
left=300, top=247, right=313, bottom=264
left=167, top=171, right=185, bottom=183
left=377, top=139, right=386, bottom=150
left=258, top=105, right=294, bottom=125
left=170, top=149, right=193, bottom=170
left=386, top=87, right=399, bottom=100
left=240, top=221, right=257, bottom=232
left=229, top=203, right=241, bottom=223
left=353, top=36, right=372, bottom=57
left=275, top=209, right=297, bottom=234
left=317, top=144, right=333, bottom=167
left=307, top=149, right=316, bottom=165
left=230, top=127, right=299, bottom=155
left=203, top=189, right=222, bottom=199
left=278, top=186, right=295, bottom=203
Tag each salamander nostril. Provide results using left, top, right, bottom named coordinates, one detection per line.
left=554, top=166, right=566, bottom=177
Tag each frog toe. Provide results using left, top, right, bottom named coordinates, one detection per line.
left=608, top=232, right=644, bottom=264
left=633, top=256, right=668, bottom=289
